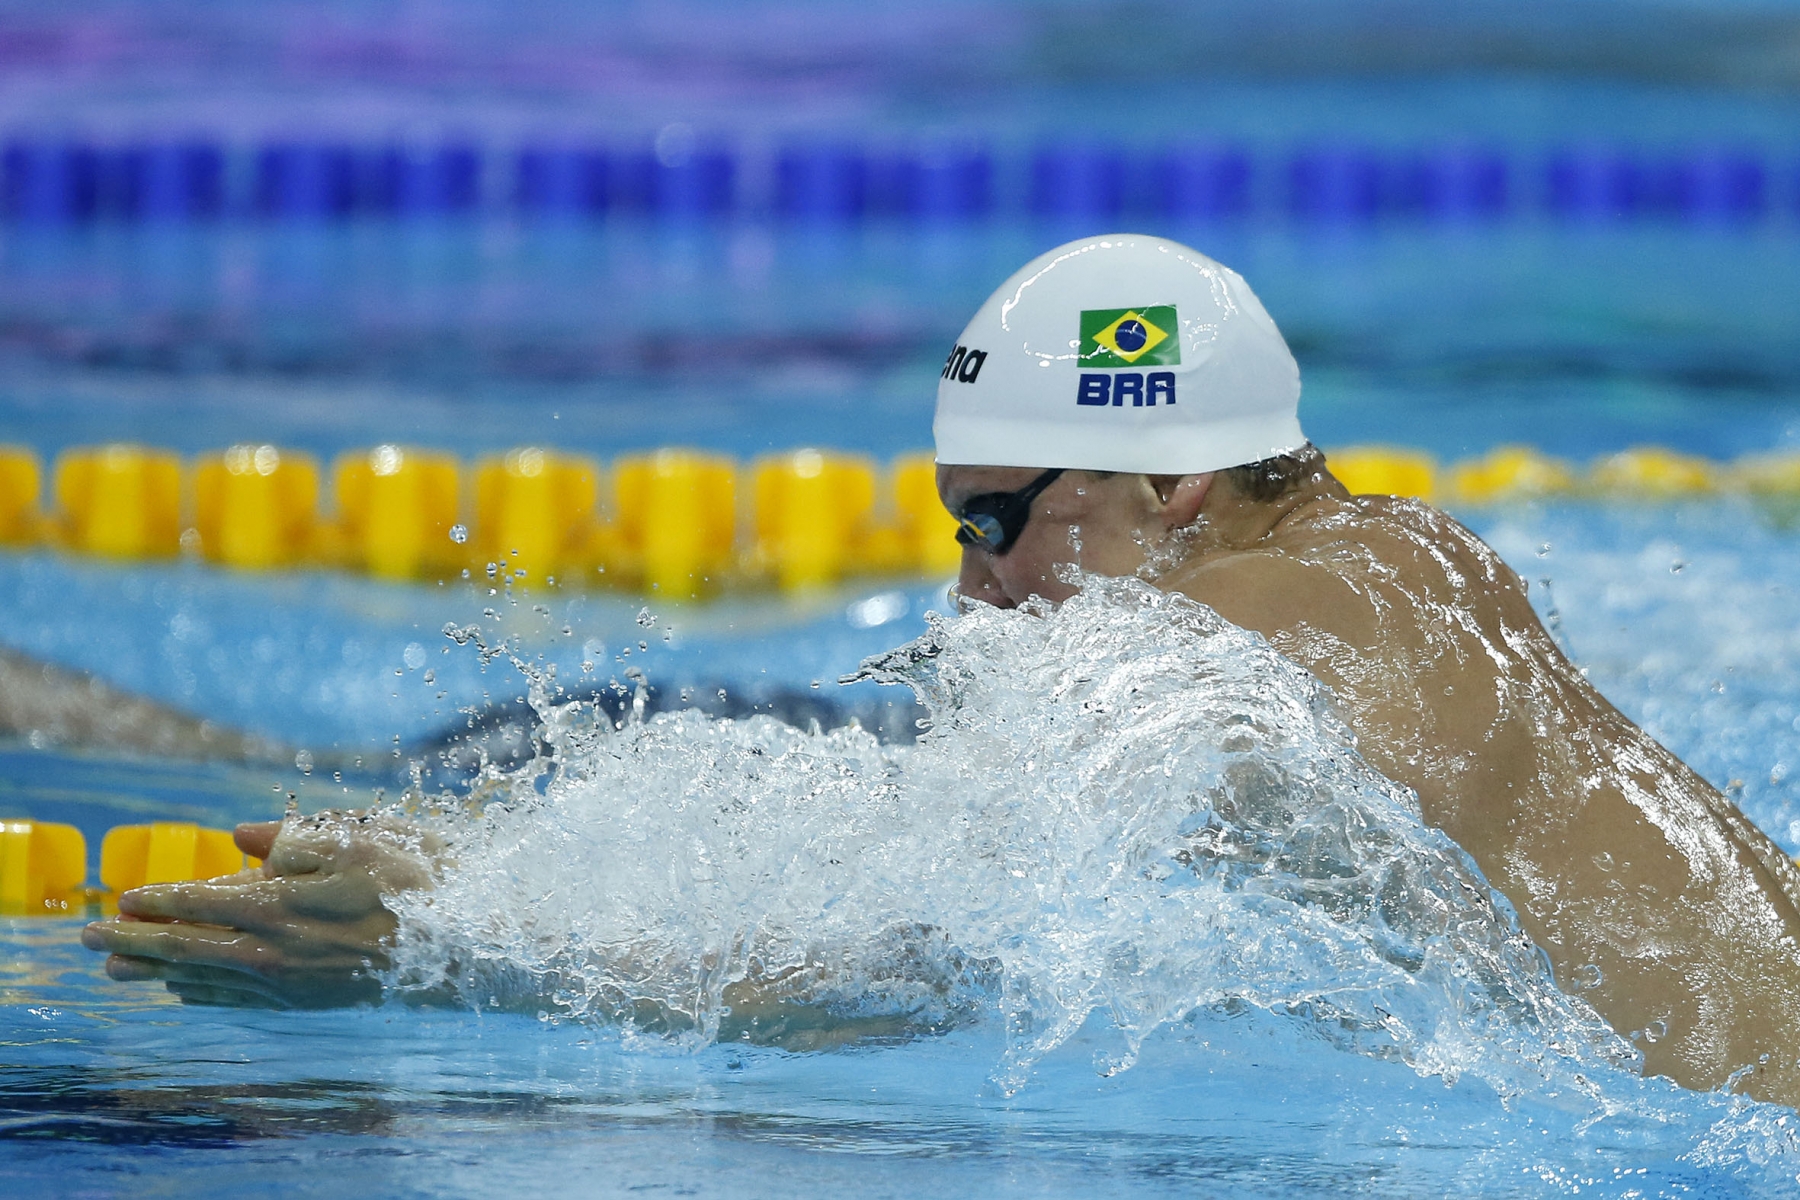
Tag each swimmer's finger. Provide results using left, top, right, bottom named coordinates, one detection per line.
left=127, top=874, right=394, bottom=933
left=115, top=874, right=386, bottom=933
left=106, top=954, right=245, bottom=986
left=82, top=916, right=276, bottom=972
left=115, top=879, right=299, bottom=931
left=86, top=912, right=392, bottom=975
left=235, top=820, right=281, bottom=861
left=103, top=953, right=175, bottom=982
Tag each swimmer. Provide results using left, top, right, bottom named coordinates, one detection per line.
left=83, top=234, right=1800, bottom=1106
left=0, top=644, right=282, bottom=762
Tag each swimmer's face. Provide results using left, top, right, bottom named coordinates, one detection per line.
left=937, top=465, right=1207, bottom=610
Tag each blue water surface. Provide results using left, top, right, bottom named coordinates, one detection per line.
left=4, top=917, right=1793, bottom=1199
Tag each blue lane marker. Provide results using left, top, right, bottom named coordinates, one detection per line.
left=0, top=137, right=1780, bottom=226
left=1030, top=143, right=1126, bottom=220
left=3, top=141, right=99, bottom=223
left=1153, top=145, right=1252, bottom=219
left=775, top=142, right=867, bottom=221
left=616, top=145, right=736, bottom=217
left=111, top=143, right=225, bottom=220
left=254, top=143, right=359, bottom=219
left=514, top=146, right=610, bottom=217
left=877, top=143, right=992, bottom=220
left=379, top=144, right=482, bottom=216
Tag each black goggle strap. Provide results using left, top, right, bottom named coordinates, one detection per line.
left=953, top=467, right=1066, bottom=554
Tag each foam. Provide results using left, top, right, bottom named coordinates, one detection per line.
left=384, top=572, right=1636, bottom=1097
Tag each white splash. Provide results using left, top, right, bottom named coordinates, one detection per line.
left=384, top=573, right=1636, bottom=1097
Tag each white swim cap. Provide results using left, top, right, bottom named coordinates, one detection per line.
left=933, top=233, right=1305, bottom=474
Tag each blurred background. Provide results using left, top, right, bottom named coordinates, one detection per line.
left=0, top=0, right=1795, bottom=458
left=1, top=0, right=1800, bottom=806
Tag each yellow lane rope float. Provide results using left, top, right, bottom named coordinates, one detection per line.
left=0, top=820, right=260, bottom=917
left=0, top=441, right=1786, bottom=595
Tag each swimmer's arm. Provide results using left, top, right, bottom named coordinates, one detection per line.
left=716, top=974, right=951, bottom=1050
left=84, top=819, right=966, bottom=1045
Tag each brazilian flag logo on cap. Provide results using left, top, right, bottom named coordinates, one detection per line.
left=1079, top=306, right=1180, bottom=368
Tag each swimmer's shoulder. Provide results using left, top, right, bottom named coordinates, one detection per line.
left=1159, top=524, right=1374, bottom=643
left=1282, top=493, right=1529, bottom=597
left=1161, top=492, right=1530, bottom=635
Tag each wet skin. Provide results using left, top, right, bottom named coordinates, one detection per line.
left=85, top=462, right=1800, bottom=1103
left=943, top=462, right=1800, bottom=1106
left=84, top=815, right=426, bottom=1009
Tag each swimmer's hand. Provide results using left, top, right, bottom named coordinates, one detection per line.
left=80, top=810, right=440, bottom=1010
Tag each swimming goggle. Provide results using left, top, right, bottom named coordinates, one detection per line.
left=952, top=468, right=1065, bottom=556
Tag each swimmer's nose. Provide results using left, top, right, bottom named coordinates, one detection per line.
left=955, top=546, right=1015, bottom=610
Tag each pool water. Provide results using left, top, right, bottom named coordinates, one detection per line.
left=4, top=220, right=1797, bottom=464
left=0, top=942, right=1785, bottom=1199
left=6, top=498, right=1800, bottom=1196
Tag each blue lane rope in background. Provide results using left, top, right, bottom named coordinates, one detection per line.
left=0, top=136, right=1790, bottom=225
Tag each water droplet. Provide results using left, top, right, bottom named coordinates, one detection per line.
left=448, top=524, right=469, bottom=545
left=636, top=607, right=657, bottom=628
left=295, top=749, right=313, bottom=775
left=403, top=643, right=426, bottom=670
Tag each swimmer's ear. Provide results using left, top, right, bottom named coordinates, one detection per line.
left=1149, top=473, right=1211, bottom=529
